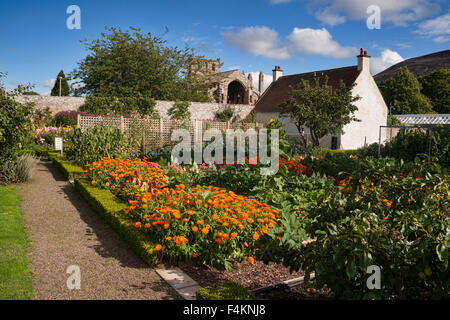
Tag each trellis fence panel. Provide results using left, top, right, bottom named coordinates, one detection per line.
left=77, top=114, right=264, bottom=151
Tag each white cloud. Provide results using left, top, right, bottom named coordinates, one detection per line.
left=246, top=72, right=273, bottom=91
left=308, top=0, right=440, bottom=26
left=371, top=49, right=404, bottom=75
left=416, top=12, right=450, bottom=42
left=222, top=26, right=291, bottom=60
left=41, top=78, right=56, bottom=88
left=287, top=27, right=357, bottom=58
left=223, top=26, right=357, bottom=60
left=315, top=7, right=346, bottom=26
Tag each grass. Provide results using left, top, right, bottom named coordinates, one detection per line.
left=0, top=186, right=33, bottom=300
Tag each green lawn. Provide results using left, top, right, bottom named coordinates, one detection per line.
left=0, top=186, right=33, bottom=300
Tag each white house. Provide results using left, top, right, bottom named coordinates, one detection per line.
left=253, top=49, right=388, bottom=150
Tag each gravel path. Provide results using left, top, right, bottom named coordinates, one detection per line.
left=18, top=159, right=178, bottom=300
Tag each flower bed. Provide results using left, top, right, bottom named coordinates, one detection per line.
left=83, top=157, right=279, bottom=269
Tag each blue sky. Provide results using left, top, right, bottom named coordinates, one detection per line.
left=0, top=0, right=449, bottom=94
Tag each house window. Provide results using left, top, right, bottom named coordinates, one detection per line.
left=331, top=136, right=338, bottom=150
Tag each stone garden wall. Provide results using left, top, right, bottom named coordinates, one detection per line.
left=15, top=95, right=255, bottom=121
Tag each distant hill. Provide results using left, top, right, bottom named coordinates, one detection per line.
left=374, top=50, right=450, bottom=82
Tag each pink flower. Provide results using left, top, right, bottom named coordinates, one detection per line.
left=168, top=164, right=183, bottom=174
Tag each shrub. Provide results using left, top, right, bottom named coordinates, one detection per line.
left=2, top=154, right=37, bottom=183
left=0, top=93, right=34, bottom=166
left=196, top=281, right=257, bottom=300
left=390, top=128, right=449, bottom=167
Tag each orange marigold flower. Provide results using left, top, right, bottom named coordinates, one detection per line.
left=192, top=226, right=198, bottom=232
left=164, top=223, right=170, bottom=229
left=244, top=242, right=249, bottom=247
left=215, top=238, right=223, bottom=244
left=144, top=223, right=151, bottom=229
left=201, top=227, right=209, bottom=234
left=230, top=232, right=237, bottom=238
left=155, top=244, right=162, bottom=251
left=135, top=222, right=142, bottom=228
left=252, top=233, right=260, bottom=240
left=248, top=257, right=255, bottom=264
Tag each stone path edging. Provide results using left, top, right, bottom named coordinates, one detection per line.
left=155, top=267, right=202, bottom=300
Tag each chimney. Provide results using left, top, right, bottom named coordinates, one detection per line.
left=272, top=66, right=283, bottom=82
left=259, top=72, right=264, bottom=93
left=357, top=48, right=371, bottom=72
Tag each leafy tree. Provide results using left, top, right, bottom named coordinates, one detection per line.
left=279, top=76, right=360, bottom=147
left=51, top=70, right=70, bottom=96
left=419, top=69, right=450, bottom=114
left=70, top=26, right=212, bottom=101
left=168, top=101, right=191, bottom=120
left=380, top=67, right=434, bottom=114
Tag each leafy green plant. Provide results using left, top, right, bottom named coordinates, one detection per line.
left=66, top=125, right=139, bottom=165
left=2, top=154, right=37, bottom=183
left=168, top=101, right=191, bottom=120
left=215, top=105, right=234, bottom=122
left=390, top=128, right=450, bottom=167
left=259, top=157, right=449, bottom=299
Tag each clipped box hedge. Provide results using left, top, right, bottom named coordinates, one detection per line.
left=47, top=153, right=159, bottom=267
left=196, top=281, right=258, bottom=300
left=48, top=152, right=84, bottom=181
left=74, top=178, right=159, bottom=267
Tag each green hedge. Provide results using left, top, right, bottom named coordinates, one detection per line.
left=74, top=178, right=158, bottom=267
left=196, top=281, right=257, bottom=300
left=48, top=152, right=84, bottom=180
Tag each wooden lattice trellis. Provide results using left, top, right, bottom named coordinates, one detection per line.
left=77, top=114, right=264, bottom=151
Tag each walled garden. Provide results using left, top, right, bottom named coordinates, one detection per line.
left=1, top=92, right=449, bottom=300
